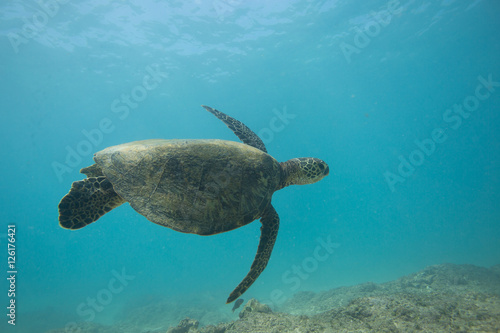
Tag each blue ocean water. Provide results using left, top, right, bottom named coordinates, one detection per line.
left=0, top=0, right=499, bottom=331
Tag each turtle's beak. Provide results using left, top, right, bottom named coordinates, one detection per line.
left=316, top=159, right=329, bottom=177
left=324, top=165, right=330, bottom=176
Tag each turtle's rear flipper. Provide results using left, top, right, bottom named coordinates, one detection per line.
left=58, top=177, right=125, bottom=230
left=226, top=204, right=280, bottom=303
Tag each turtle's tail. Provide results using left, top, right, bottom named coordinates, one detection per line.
left=58, top=177, right=125, bottom=230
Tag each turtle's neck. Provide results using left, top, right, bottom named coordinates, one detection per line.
left=277, top=159, right=302, bottom=190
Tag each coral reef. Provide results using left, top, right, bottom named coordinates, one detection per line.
left=46, top=263, right=500, bottom=333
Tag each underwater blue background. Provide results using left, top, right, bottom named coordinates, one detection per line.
left=0, top=0, right=499, bottom=331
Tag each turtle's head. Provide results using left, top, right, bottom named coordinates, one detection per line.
left=278, top=157, right=329, bottom=189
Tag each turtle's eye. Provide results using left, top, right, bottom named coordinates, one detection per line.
left=307, top=158, right=328, bottom=175
left=312, top=159, right=329, bottom=178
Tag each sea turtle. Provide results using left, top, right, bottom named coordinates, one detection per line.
left=58, top=106, right=329, bottom=303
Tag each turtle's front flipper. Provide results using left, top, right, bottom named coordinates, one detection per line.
left=58, top=177, right=125, bottom=230
left=201, top=105, right=268, bottom=153
left=227, top=205, right=279, bottom=303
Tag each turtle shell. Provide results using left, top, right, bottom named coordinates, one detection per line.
left=94, top=139, right=281, bottom=235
